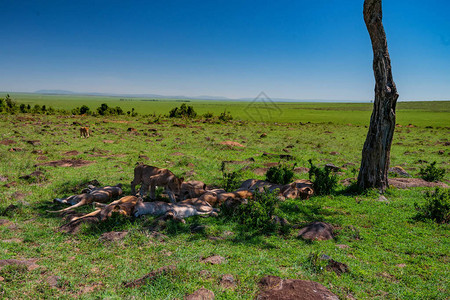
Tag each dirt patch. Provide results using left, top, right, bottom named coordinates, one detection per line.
left=103, top=140, right=115, bottom=144
left=19, top=171, right=45, bottom=181
left=0, top=175, right=7, bottom=182
left=0, top=139, right=16, bottom=145
left=220, top=274, right=236, bottom=289
left=0, top=259, right=40, bottom=271
left=201, top=255, right=227, bottom=265
left=36, top=159, right=95, bottom=168
left=186, top=288, right=215, bottom=300
left=123, top=265, right=176, bottom=288
left=257, top=276, right=339, bottom=300
left=64, top=150, right=80, bottom=156
left=98, top=231, right=128, bottom=243
left=388, top=178, right=449, bottom=189
left=253, top=168, right=268, bottom=176
left=25, top=140, right=41, bottom=146
left=219, top=141, right=245, bottom=148
left=171, top=152, right=185, bottom=156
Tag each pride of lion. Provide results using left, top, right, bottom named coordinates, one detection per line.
left=53, top=163, right=314, bottom=230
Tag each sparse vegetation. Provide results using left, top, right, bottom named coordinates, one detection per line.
left=168, top=103, right=197, bottom=118
left=231, top=189, right=279, bottom=233
left=265, top=163, right=295, bottom=184
left=308, top=159, right=338, bottom=195
left=414, top=188, right=450, bottom=224
left=419, top=161, right=446, bottom=182
left=220, top=162, right=242, bottom=192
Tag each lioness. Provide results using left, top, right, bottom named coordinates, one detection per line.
left=130, top=164, right=184, bottom=203
left=49, top=184, right=123, bottom=213
left=198, top=189, right=253, bottom=207
left=180, top=180, right=207, bottom=200
left=239, top=179, right=314, bottom=200
left=80, top=127, right=90, bottom=138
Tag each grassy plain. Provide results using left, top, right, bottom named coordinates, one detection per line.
left=0, top=96, right=449, bottom=299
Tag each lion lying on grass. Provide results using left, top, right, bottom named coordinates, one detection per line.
left=48, top=184, right=123, bottom=213
left=130, top=164, right=184, bottom=203
left=239, top=179, right=314, bottom=200
left=59, top=196, right=217, bottom=233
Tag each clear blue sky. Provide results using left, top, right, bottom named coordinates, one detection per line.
left=1, top=0, right=449, bottom=101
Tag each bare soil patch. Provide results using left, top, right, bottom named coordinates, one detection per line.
left=388, top=178, right=448, bottom=189
left=64, top=150, right=80, bottom=156
left=0, top=139, right=16, bottom=145
left=219, top=141, right=245, bottom=148
left=36, top=159, right=95, bottom=168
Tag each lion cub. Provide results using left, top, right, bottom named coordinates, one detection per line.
left=80, top=127, right=90, bottom=138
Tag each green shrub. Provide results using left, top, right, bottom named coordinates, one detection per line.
left=308, top=159, right=338, bottom=195
left=220, top=162, right=242, bottom=192
left=203, top=112, right=214, bottom=118
left=419, top=161, right=445, bottom=182
left=414, top=188, right=450, bottom=224
left=169, top=103, right=197, bottom=118
left=218, top=110, right=233, bottom=122
left=232, top=189, right=279, bottom=233
left=265, top=164, right=295, bottom=185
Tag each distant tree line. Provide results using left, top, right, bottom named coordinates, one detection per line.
left=0, top=95, right=138, bottom=117
left=167, top=103, right=233, bottom=121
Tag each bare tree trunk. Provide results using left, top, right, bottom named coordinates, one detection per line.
left=357, top=0, right=399, bottom=192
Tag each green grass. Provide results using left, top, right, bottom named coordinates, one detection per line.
left=6, top=92, right=450, bottom=126
left=0, top=100, right=449, bottom=299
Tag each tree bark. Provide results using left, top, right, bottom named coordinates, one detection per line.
left=357, top=0, right=399, bottom=192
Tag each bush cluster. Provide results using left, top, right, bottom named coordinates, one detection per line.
left=169, top=103, right=197, bottom=118
left=1, top=94, right=58, bottom=115
left=419, top=161, right=445, bottom=182
left=231, top=189, right=279, bottom=233
left=308, top=159, right=338, bottom=195
left=265, top=164, right=295, bottom=185
left=220, top=162, right=242, bottom=192
left=414, top=188, right=450, bottom=224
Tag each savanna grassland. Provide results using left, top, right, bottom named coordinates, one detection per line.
left=0, top=95, right=449, bottom=299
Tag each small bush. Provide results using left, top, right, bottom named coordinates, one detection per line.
left=265, top=164, right=295, bottom=185
left=203, top=112, right=214, bottom=118
left=218, top=110, right=233, bottom=122
left=169, top=103, right=197, bottom=118
left=308, top=159, right=338, bottom=195
left=414, top=188, right=450, bottom=224
left=220, top=162, right=242, bottom=192
left=419, top=161, right=445, bottom=182
left=232, top=189, right=279, bottom=233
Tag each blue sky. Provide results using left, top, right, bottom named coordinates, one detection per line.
left=1, top=0, right=449, bottom=101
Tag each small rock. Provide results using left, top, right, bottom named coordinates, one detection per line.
left=220, top=274, right=236, bottom=289
left=186, top=288, right=215, bottom=300
left=377, top=195, right=389, bottom=203
left=103, top=140, right=114, bottom=144
left=388, top=166, right=411, bottom=177
left=336, top=244, right=349, bottom=249
left=325, top=163, right=340, bottom=172
left=298, top=222, right=334, bottom=241
left=201, top=255, right=226, bottom=265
